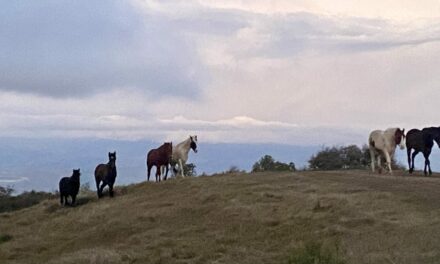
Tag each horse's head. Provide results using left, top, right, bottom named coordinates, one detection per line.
left=395, top=128, right=406, bottom=150
left=190, top=135, right=198, bottom=153
left=108, top=152, right=117, bottom=164
left=433, top=127, right=440, bottom=148
left=72, top=168, right=81, bottom=178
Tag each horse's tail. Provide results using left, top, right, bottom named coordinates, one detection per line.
left=369, top=137, right=375, bottom=148
left=147, top=164, right=152, bottom=181
left=95, top=176, right=100, bottom=191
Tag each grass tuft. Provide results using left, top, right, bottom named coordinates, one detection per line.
left=287, top=241, right=345, bottom=264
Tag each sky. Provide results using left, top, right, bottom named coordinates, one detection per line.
left=1, top=0, right=440, bottom=145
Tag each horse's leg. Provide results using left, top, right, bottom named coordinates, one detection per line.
left=100, top=182, right=108, bottom=197
left=96, top=178, right=102, bottom=198
left=164, top=164, right=168, bottom=181
left=160, top=165, right=165, bottom=182
left=383, top=151, right=392, bottom=174
left=369, top=148, right=376, bottom=173
left=60, top=193, right=64, bottom=205
left=156, top=166, right=161, bottom=182
left=109, top=183, right=114, bottom=197
left=71, top=194, right=76, bottom=206
left=411, top=150, right=419, bottom=174
left=407, top=148, right=413, bottom=173
left=423, top=149, right=432, bottom=176
left=179, top=159, right=185, bottom=177
left=377, top=155, right=382, bottom=174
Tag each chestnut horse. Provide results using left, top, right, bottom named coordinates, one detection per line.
left=95, top=152, right=117, bottom=198
left=147, top=142, right=172, bottom=182
left=369, top=128, right=405, bottom=174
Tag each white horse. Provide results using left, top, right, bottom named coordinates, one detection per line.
left=369, top=128, right=405, bottom=174
left=172, top=135, right=198, bottom=177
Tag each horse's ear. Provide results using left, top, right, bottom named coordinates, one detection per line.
left=402, top=128, right=405, bottom=134
left=195, top=135, right=197, bottom=141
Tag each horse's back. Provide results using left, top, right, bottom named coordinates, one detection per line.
left=147, top=147, right=171, bottom=166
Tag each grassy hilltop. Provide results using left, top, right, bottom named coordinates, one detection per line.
left=1, top=170, right=440, bottom=263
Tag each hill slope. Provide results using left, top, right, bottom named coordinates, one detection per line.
left=2, top=170, right=440, bottom=263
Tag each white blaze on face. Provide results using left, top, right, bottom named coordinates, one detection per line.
left=399, top=135, right=406, bottom=150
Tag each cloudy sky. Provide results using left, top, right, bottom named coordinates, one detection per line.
left=1, top=0, right=439, bottom=145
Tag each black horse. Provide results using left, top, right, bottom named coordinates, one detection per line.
left=59, top=169, right=81, bottom=206
left=95, top=152, right=117, bottom=198
left=406, top=127, right=440, bottom=176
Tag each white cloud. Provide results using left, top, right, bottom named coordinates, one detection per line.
left=0, top=177, right=29, bottom=184
left=1, top=1, right=439, bottom=145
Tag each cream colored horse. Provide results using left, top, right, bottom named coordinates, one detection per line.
left=172, top=135, right=198, bottom=177
left=369, top=128, right=405, bottom=174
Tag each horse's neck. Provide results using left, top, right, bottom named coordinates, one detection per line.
left=70, top=175, right=80, bottom=183
left=107, top=161, right=116, bottom=169
left=175, top=138, right=191, bottom=161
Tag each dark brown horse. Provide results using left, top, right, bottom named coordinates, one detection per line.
left=406, top=127, right=440, bottom=176
left=147, top=142, right=172, bottom=182
left=95, top=152, right=117, bottom=198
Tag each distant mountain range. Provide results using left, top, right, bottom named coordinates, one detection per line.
left=0, top=138, right=438, bottom=193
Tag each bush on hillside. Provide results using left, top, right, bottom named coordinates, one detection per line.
left=0, top=186, right=14, bottom=197
left=183, top=163, right=197, bottom=177
left=309, top=145, right=405, bottom=171
left=0, top=187, right=55, bottom=213
left=252, top=155, right=296, bottom=172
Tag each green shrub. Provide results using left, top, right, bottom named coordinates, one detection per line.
left=0, top=189, right=55, bottom=213
left=287, top=241, right=345, bottom=264
left=252, top=155, right=296, bottom=172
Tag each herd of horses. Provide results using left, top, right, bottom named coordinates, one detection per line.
left=369, top=127, right=440, bottom=175
left=58, top=127, right=440, bottom=206
left=58, top=135, right=198, bottom=206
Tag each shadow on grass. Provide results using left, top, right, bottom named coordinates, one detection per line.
left=0, top=234, right=12, bottom=244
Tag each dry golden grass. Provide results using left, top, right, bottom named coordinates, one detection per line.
left=2, top=170, right=440, bottom=263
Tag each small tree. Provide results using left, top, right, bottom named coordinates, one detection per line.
left=309, top=145, right=371, bottom=170
left=183, top=163, right=197, bottom=177
left=0, top=186, right=14, bottom=197
left=309, top=147, right=344, bottom=170
left=252, top=155, right=296, bottom=172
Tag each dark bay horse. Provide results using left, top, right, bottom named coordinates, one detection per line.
left=147, top=142, right=172, bottom=182
left=95, top=152, right=117, bottom=198
left=406, top=127, right=440, bottom=176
